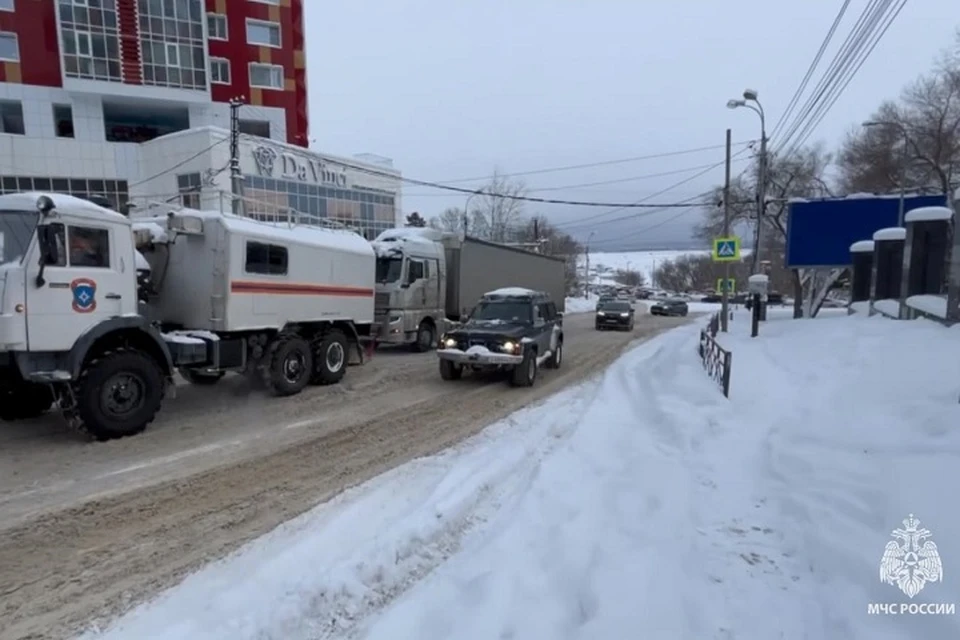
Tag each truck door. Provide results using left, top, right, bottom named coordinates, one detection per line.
left=406, top=258, right=425, bottom=310
left=423, top=258, right=441, bottom=312
left=25, top=222, right=128, bottom=352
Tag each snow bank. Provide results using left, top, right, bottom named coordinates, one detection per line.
left=904, top=206, right=953, bottom=223
left=874, top=299, right=901, bottom=317
left=873, top=227, right=906, bottom=242
left=564, top=295, right=599, bottom=313
left=82, top=313, right=960, bottom=640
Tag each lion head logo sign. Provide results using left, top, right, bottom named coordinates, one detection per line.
left=70, top=278, right=97, bottom=313
left=880, top=514, right=943, bottom=598
left=252, top=145, right=278, bottom=177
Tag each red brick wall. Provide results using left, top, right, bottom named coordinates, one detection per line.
left=0, top=0, right=62, bottom=86
left=205, top=0, right=308, bottom=147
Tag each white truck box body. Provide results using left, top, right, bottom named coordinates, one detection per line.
left=135, top=210, right=375, bottom=333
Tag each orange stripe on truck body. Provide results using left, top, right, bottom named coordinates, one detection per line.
left=230, top=280, right=374, bottom=297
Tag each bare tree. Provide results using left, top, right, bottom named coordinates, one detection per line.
left=614, top=269, right=646, bottom=287
left=838, top=34, right=960, bottom=195
left=695, top=144, right=834, bottom=316
left=471, top=170, right=527, bottom=242
left=429, top=207, right=465, bottom=234
left=513, top=214, right=583, bottom=291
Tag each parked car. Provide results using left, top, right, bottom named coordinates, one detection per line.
left=595, top=300, right=635, bottom=331
left=649, top=298, right=689, bottom=317
left=437, top=287, right=563, bottom=387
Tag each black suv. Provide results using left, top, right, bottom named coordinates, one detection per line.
left=437, top=288, right=563, bottom=387
left=595, top=300, right=635, bottom=330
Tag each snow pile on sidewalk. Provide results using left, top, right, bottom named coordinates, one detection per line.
left=564, top=294, right=599, bottom=313
left=82, top=314, right=960, bottom=640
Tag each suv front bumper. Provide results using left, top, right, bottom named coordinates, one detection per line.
left=437, top=347, right=523, bottom=365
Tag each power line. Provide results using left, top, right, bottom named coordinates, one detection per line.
left=775, top=0, right=899, bottom=155
left=128, top=138, right=229, bottom=188
left=432, top=140, right=757, bottom=184
left=555, top=146, right=754, bottom=231
left=769, top=0, right=853, bottom=141
left=781, top=0, right=907, bottom=157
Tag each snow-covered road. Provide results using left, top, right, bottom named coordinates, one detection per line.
left=82, top=312, right=960, bottom=640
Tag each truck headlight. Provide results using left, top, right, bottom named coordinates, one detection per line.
left=443, top=337, right=457, bottom=348
left=501, top=341, right=518, bottom=353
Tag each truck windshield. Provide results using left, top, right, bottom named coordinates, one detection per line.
left=471, top=301, right=531, bottom=323
left=0, top=210, right=39, bottom=266
left=376, top=257, right=403, bottom=283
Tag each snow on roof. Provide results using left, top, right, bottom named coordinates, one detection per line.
left=872, top=227, right=906, bottom=241
left=905, top=294, right=947, bottom=319
left=904, top=206, right=953, bottom=223
left=485, top=287, right=538, bottom=297
left=843, top=192, right=878, bottom=200
left=135, top=207, right=373, bottom=257
left=132, top=221, right=169, bottom=244
left=849, top=240, right=875, bottom=253
left=0, top=192, right=128, bottom=223
left=374, top=227, right=449, bottom=243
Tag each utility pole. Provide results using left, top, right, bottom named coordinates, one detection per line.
left=533, top=218, right=540, bottom=253
left=721, top=128, right=732, bottom=332
left=229, top=96, right=244, bottom=216
left=752, top=131, right=768, bottom=274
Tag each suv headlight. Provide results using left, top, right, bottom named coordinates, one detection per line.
left=501, top=341, right=519, bottom=353
left=442, top=336, right=457, bottom=348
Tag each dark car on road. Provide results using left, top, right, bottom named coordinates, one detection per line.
left=649, top=298, right=689, bottom=317
left=595, top=300, right=635, bottom=331
left=436, top=288, right=563, bottom=387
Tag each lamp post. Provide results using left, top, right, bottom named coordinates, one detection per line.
left=462, top=191, right=481, bottom=237
left=863, top=120, right=910, bottom=227
left=727, top=89, right=767, bottom=274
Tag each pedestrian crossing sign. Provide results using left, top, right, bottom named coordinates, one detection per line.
left=712, top=236, right=741, bottom=262
left=716, top=278, right=736, bottom=293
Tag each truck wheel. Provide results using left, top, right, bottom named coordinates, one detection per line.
left=439, top=359, right=463, bottom=380
left=0, top=384, right=53, bottom=420
left=544, top=341, right=562, bottom=369
left=310, top=330, right=348, bottom=386
left=413, top=321, right=435, bottom=352
left=74, top=349, right=165, bottom=441
left=509, top=349, right=538, bottom=387
left=179, top=368, right=225, bottom=385
left=265, top=335, right=313, bottom=396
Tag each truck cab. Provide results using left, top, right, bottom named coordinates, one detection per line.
left=372, top=228, right=448, bottom=351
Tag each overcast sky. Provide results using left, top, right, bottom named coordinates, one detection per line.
left=304, top=0, right=956, bottom=251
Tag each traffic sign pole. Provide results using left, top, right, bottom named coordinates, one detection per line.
left=721, top=129, right=732, bottom=332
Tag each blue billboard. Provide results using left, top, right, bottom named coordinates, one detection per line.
left=785, top=194, right=948, bottom=268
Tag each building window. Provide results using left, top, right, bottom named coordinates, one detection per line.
left=139, top=0, right=205, bottom=90
left=0, top=100, right=24, bottom=135
left=209, top=57, right=230, bottom=84
left=176, top=172, right=202, bottom=208
left=0, top=31, right=18, bottom=61
left=239, top=119, right=270, bottom=138
left=245, top=19, right=280, bottom=47
left=206, top=13, right=227, bottom=40
left=0, top=0, right=13, bottom=12
left=53, top=104, right=75, bottom=138
left=249, top=63, right=283, bottom=89
left=0, top=176, right=129, bottom=209
left=58, top=0, right=122, bottom=83
left=245, top=241, right=288, bottom=275
left=68, top=226, right=110, bottom=268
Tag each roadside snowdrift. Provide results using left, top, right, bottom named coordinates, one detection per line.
left=81, top=313, right=960, bottom=640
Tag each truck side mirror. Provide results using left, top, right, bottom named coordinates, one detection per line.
left=38, top=226, right=60, bottom=265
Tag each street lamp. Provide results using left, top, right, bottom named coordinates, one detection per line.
left=863, top=120, right=910, bottom=227
left=727, top=88, right=768, bottom=274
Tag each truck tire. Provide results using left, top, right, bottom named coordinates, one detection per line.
left=0, top=383, right=53, bottom=420
left=439, top=359, right=463, bottom=380
left=413, top=321, right=435, bottom=353
left=179, top=368, right=225, bottom=385
left=265, top=335, right=313, bottom=396
left=310, top=330, right=348, bottom=386
left=544, top=341, right=562, bottom=369
left=509, top=349, right=538, bottom=388
left=74, top=349, right=165, bottom=441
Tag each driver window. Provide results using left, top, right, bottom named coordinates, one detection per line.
left=534, top=304, right=545, bottom=326
left=407, top=260, right=424, bottom=282
left=69, top=226, right=110, bottom=268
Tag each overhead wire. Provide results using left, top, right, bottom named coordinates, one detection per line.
left=769, top=0, right=853, bottom=141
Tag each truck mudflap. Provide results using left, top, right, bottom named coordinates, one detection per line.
left=437, top=346, right=523, bottom=366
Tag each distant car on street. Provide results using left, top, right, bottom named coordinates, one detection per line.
left=595, top=300, right=635, bottom=331
left=595, top=294, right=616, bottom=310
left=649, top=298, right=689, bottom=317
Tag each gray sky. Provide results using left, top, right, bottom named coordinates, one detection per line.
left=304, top=0, right=956, bottom=251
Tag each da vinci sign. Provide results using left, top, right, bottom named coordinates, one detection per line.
left=251, top=145, right=349, bottom=187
